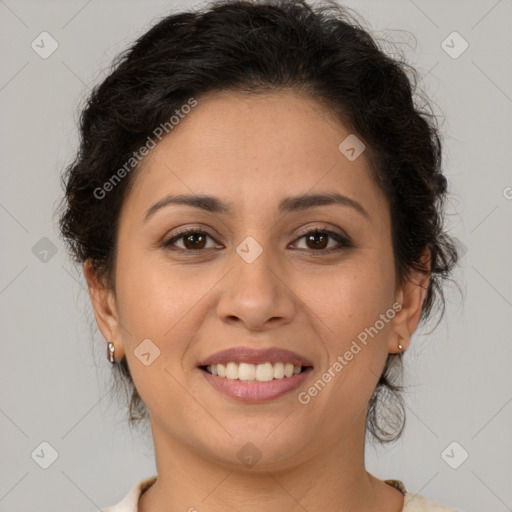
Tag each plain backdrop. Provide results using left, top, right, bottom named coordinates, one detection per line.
left=0, top=1, right=511, bottom=511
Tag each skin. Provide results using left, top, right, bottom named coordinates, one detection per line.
left=84, top=90, right=430, bottom=512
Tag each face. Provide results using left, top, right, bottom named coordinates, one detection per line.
left=87, top=90, right=426, bottom=470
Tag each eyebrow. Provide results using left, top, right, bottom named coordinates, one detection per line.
left=143, top=191, right=370, bottom=222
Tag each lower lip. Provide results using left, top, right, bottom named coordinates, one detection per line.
left=199, top=367, right=314, bottom=403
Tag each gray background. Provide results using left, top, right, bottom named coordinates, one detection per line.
left=1, top=0, right=511, bottom=511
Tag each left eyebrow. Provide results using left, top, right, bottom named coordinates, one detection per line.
left=143, top=191, right=370, bottom=222
left=278, top=192, right=370, bottom=220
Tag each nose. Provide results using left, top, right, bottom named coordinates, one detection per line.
left=216, top=244, right=297, bottom=331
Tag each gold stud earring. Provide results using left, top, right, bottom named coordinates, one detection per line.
left=107, top=341, right=116, bottom=364
left=398, top=335, right=408, bottom=353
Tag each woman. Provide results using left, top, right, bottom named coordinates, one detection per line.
left=58, top=0, right=462, bottom=510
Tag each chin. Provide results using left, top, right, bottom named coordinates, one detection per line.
left=197, top=426, right=313, bottom=471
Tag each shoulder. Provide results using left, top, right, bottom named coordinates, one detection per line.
left=100, top=475, right=157, bottom=512
left=384, top=479, right=464, bottom=512
left=402, top=491, right=465, bottom=512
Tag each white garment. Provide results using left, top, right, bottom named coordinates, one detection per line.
left=100, top=476, right=464, bottom=512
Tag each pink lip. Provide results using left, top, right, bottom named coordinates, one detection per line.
left=200, top=366, right=314, bottom=403
left=197, top=346, right=314, bottom=367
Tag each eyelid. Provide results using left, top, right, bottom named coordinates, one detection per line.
left=163, top=223, right=220, bottom=241
left=292, top=223, right=349, bottom=240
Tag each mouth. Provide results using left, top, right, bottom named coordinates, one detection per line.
left=196, top=346, right=314, bottom=402
left=198, top=364, right=314, bottom=402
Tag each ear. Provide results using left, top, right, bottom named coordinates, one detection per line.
left=388, top=247, right=431, bottom=353
left=83, top=259, right=125, bottom=359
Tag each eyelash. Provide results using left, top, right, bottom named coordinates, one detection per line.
left=163, top=227, right=352, bottom=254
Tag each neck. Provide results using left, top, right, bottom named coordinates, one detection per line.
left=138, top=414, right=404, bottom=512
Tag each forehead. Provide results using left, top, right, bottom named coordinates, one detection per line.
left=120, top=90, right=388, bottom=224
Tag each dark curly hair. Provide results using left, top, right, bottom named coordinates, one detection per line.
left=57, top=0, right=459, bottom=444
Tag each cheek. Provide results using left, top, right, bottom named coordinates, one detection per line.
left=305, top=255, right=394, bottom=337
left=113, top=248, right=204, bottom=412
left=298, top=251, right=396, bottom=403
left=114, top=245, right=221, bottom=373
left=115, top=242, right=197, bottom=332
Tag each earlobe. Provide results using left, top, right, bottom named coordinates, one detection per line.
left=83, top=260, right=125, bottom=359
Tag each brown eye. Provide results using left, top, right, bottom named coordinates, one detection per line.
left=164, top=229, right=217, bottom=252
left=305, top=232, right=329, bottom=250
left=182, top=232, right=207, bottom=250
left=293, top=228, right=351, bottom=253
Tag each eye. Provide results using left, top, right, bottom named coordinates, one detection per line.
left=164, top=228, right=220, bottom=252
left=163, top=227, right=352, bottom=254
left=291, top=228, right=351, bottom=253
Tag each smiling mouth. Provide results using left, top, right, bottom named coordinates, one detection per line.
left=198, top=361, right=312, bottom=382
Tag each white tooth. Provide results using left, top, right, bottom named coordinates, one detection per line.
left=211, top=362, right=303, bottom=380
left=284, top=363, right=294, bottom=378
left=256, top=362, right=274, bottom=382
left=238, top=362, right=256, bottom=381
left=217, top=363, right=226, bottom=377
left=226, top=362, right=239, bottom=380
left=273, top=362, right=285, bottom=379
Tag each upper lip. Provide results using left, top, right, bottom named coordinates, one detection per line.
left=198, top=346, right=314, bottom=367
